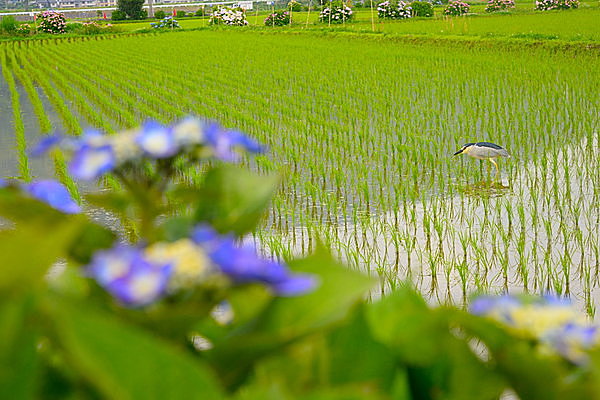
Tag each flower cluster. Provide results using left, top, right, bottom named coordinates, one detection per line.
left=443, top=0, right=469, bottom=15
left=209, top=7, right=248, bottom=26
left=534, top=0, right=578, bottom=10
left=319, top=1, right=354, bottom=24
left=87, top=226, right=317, bottom=307
left=264, top=10, right=291, bottom=26
left=470, top=295, right=600, bottom=364
left=36, top=11, right=67, bottom=34
left=150, top=16, right=181, bottom=29
left=485, top=0, right=514, bottom=12
left=80, top=21, right=115, bottom=34
left=16, top=23, right=32, bottom=35
left=32, top=117, right=263, bottom=181
left=377, top=0, right=413, bottom=19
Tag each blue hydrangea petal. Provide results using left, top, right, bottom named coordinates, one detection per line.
left=136, top=120, right=178, bottom=158
left=23, top=180, right=81, bottom=214
left=69, top=145, right=115, bottom=181
left=87, top=246, right=142, bottom=286
left=29, top=134, right=62, bottom=157
left=271, top=274, right=319, bottom=297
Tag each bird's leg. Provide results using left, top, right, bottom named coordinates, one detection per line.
left=489, top=159, right=500, bottom=177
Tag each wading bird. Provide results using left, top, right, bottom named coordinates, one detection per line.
left=453, top=142, right=510, bottom=176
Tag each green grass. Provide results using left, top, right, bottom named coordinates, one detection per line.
left=116, top=3, right=600, bottom=41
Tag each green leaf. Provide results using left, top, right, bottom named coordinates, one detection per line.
left=193, top=165, right=279, bottom=235
left=0, top=297, right=39, bottom=400
left=208, top=246, right=375, bottom=389
left=454, top=309, right=565, bottom=400
left=45, top=298, right=223, bottom=400
left=364, top=287, right=444, bottom=365
left=0, top=223, right=81, bottom=294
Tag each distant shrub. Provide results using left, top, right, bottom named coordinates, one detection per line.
left=411, top=1, right=434, bottom=16
left=37, top=11, right=67, bottom=34
left=354, top=1, right=364, bottom=7
left=319, top=1, right=353, bottom=23
left=151, top=15, right=180, bottom=28
left=377, top=0, right=412, bottom=19
left=288, top=0, right=303, bottom=11
left=485, top=0, right=514, bottom=11
left=154, top=10, right=166, bottom=19
left=444, top=0, right=469, bottom=15
left=209, top=7, right=248, bottom=25
left=111, top=10, right=127, bottom=20
left=15, top=23, right=32, bottom=35
left=176, top=10, right=187, bottom=18
left=1, top=15, right=18, bottom=33
left=81, top=21, right=118, bottom=34
left=264, top=10, right=291, bottom=26
left=535, top=0, right=578, bottom=10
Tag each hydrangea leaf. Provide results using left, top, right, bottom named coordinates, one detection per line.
left=193, top=165, right=279, bottom=236
left=46, top=298, right=223, bottom=400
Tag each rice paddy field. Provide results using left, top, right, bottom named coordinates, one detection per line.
left=0, top=12, right=599, bottom=314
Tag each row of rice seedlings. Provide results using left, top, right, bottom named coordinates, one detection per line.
left=0, top=48, right=30, bottom=181
left=7, top=46, right=79, bottom=198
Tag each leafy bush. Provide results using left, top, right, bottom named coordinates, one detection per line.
left=15, top=23, right=32, bottom=35
left=377, top=0, right=412, bottom=19
left=195, top=8, right=205, bottom=16
left=264, top=10, right=291, bottom=26
left=176, top=10, right=187, bottom=18
left=411, top=1, right=434, bottom=16
left=154, top=10, right=166, bottom=19
left=2, top=117, right=600, bottom=400
left=111, top=9, right=127, bottom=20
left=209, top=7, right=248, bottom=25
left=485, top=0, right=514, bottom=11
left=117, top=0, right=146, bottom=19
left=288, top=0, right=303, bottom=11
left=319, top=1, right=354, bottom=23
left=0, top=15, right=18, bottom=33
left=535, top=0, right=578, bottom=10
left=36, top=11, right=67, bottom=34
left=150, top=16, right=180, bottom=29
left=79, top=21, right=118, bottom=34
left=444, top=0, right=469, bottom=15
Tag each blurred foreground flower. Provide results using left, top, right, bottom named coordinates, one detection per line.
left=31, top=117, right=264, bottom=181
left=193, top=225, right=318, bottom=296
left=470, top=295, right=600, bottom=364
left=0, top=179, right=80, bottom=214
left=88, top=226, right=317, bottom=307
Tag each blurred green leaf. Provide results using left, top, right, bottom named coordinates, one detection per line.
left=0, top=223, right=81, bottom=294
left=0, top=188, right=69, bottom=226
left=0, top=297, right=39, bottom=400
left=67, top=221, right=115, bottom=264
left=85, top=191, right=130, bottom=218
left=326, top=305, right=396, bottom=390
left=158, top=216, right=195, bottom=242
left=453, top=309, right=567, bottom=400
left=193, top=165, right=279, bottom=235
left=45, top=298, right=223, bottom=400
left=208, top=246, right=375, bottom=389
left=364, top=287, right=444, bottom=365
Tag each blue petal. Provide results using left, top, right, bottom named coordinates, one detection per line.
left=30, top=134, right=62, bottom=157
left=136, top=120, right=178, bottom=158
left=271, top=274, right=319, bottom=296
left=24, top=180, right=81, bottom=214
left=69, top=145, right=115, bottom=181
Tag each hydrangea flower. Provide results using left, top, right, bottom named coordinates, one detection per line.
left=144, top=238, right=214, bottom=290
left=23, top=180, right=81, bottom=214
left=31, top=117, right=264, bottom=181
left=87, top=246, right=173, bottom=307
left=192, top=225, right=318, bottom=296
left=470, top=294, right=599, bottom=364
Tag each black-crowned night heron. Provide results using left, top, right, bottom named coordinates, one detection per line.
left=453, top=142, right=510, bottom=175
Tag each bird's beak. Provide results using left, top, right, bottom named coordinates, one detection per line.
left=453, top=149, right=464, bottom=156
